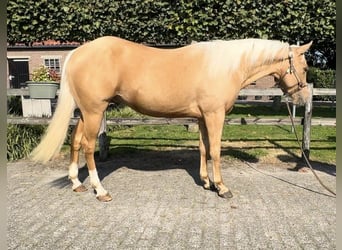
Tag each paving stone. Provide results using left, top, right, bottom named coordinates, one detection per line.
left=7, top=158, right=336, bottom=249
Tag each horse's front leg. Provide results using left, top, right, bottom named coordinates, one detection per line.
left=198, top=119, right=214, bottom=190
left=82, top=113, right=112, bottom=202
left=204, top=110, right=233, bottom=199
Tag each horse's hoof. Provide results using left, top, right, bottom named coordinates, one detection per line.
left=96, top=193, right=112, bottom=202
left=218, top=190, right=233, bottom=199
left=73, top=184, right=88, bottom=192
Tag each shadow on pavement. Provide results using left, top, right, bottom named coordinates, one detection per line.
left=277, top=154, right=336, bottom=176
left=50, top=147, right=203, bottom=189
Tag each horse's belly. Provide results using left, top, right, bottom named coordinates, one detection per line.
left=118, top=93, right=201, bottom=118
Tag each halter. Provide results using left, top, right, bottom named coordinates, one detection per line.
left=278, top=46, right=307, bottom=95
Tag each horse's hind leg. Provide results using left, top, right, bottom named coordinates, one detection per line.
left=68, top=118, right=87, bottom=192
left=82, top=112, right=112, bottom=202
left=204, top=110, right=233, bottom=199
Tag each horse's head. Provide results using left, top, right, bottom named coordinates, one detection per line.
left=275, top=41, right=313, bottom=105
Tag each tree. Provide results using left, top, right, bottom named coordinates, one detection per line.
left=7, top=0, right=335, bottom=68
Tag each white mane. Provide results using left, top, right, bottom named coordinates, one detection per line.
left=195, top=39, right=289, bottom=77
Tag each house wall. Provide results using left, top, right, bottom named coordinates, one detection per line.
left=7, top=48, right=72, bottom=77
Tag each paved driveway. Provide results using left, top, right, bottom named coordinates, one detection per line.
left=7, top=151, right=336, bottom=249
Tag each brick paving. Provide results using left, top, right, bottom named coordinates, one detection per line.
left=7, top=152, right=336, bottom=249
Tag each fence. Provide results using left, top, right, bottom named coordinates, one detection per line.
left=7, top=85, right=336, bottom=160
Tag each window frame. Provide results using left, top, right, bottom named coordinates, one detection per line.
left=41, top=56, right=62, bottom=74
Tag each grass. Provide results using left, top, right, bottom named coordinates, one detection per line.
left=106, top=123, right=335, bottom=165
left=81, top=104, right=336, bottom=165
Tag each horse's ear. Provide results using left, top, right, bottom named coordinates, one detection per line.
left=298, top=41, right=313, bottom=54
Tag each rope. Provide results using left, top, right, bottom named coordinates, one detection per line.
left=285, top=99, right=336, bottom=196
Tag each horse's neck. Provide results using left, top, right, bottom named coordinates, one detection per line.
left=240, top=61, right=280, bottom=89
left=238, top=43, right=288, bottom=90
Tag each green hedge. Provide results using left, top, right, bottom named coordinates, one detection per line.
left=307, top=67, right=335, bottom=88
left=307, top=67, right=335, bottom=101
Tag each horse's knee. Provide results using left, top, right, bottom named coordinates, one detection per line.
left=209, top=144, right=221, bottom=159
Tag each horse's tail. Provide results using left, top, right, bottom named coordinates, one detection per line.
left=31, top=50, right=76, bottom=163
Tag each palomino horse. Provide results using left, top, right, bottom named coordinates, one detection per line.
left=31, top=36, right=312, bottom=202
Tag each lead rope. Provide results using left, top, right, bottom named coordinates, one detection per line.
left=285, top=98, right=336, bottom=196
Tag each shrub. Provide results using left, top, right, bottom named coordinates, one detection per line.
left=7, top=124, right=45, bottom=161
left=30, top=65, right=60, bottom=82
left=7, top=96, right=22, bottom=115
left=307, top=67, right=335, bottom=101
left=307, top=67, right=335, bottom=88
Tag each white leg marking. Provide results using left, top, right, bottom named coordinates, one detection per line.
left=89, top=169, right=107, bottom=196
left=68, top=162, right=82, bottom=190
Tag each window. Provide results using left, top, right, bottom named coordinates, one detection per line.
left=44, top=58, right=61, bottom=73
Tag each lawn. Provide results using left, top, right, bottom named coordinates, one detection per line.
left=94, top=103, right=336, bottom=166
left=106, top=123, right=335, bottom=165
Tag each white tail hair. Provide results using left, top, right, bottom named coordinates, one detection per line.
left=31, top=50, right=76, bottom=163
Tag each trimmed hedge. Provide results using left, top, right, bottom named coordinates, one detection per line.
left=307, top=67, right=335, bottom=88
left=307, top=67, right=336, bottom=101
left=7, top=0, right=336, bottom=68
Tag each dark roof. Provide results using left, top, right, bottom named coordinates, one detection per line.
left=7, top=40, right=81, bottom=50
left=7, top=39, right=185, bottom=50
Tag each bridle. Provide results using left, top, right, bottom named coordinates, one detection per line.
left=277, top=46, right=308, bottom=96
